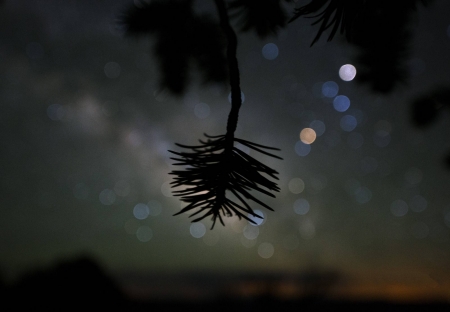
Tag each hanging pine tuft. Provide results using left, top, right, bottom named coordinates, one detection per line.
left=170, top=134, right=281, bottom=229
left=169, top=0, right=281, bottom=228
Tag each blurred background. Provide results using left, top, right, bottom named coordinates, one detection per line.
left=1, top=0, right=450, bottom=309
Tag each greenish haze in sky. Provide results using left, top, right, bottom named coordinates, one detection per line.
left=1, top=1, right=450, bottom=297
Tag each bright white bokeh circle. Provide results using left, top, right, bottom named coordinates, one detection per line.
left=339, top=64, right=357, bottom=81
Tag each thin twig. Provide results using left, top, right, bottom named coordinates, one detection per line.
left=214, top=0, right=241, bottom=138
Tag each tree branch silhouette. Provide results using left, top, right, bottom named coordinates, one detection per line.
left=121, top=0, right=449, bottom=230
left=215, top=0, right=241, bottom=136
left=228, top=0, right=288, bottom=38
left=289, top=0, right=450, bottom=167
left=289, top=0, right=434, bottom=93
left=170, top=0, right=281, bottom=228
left=121, top=0, right=227, bottom=95
left=121, top=0, right=282, bottom=229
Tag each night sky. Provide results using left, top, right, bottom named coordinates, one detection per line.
left=1, top=0, right=450, bottom=301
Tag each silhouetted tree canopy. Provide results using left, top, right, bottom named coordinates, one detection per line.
left=121, top=0, right=440, bottom=95
left=228, top=0, right=291, bottom=38
left=122, top=0, right=285, bottom=228
left=122, top=0, right=227, bottom=95
left=120, top=0, right=449, bottom=227
left=411, top=87, right=450, bottom=166
left=289, top=0, right=434, bottom=93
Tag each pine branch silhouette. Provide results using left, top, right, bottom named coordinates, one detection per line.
left=121, top=0, right=227, bottom=95
left=170, top=0, right=281, bottom=228
left=289, top=0, right=362, bottom=46
left=120, top=0, right=448, bottom=228
left=228, top=0, right=290, bottom=38
left=121, top=0, right=282, bottom=228
left=289, top=0, right=434, bottom=93
left=170, top=135, right=281, bottom=228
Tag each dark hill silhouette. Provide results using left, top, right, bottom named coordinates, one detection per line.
left=2, top=257, right=449, bottom=311
left=5, top=256, right=129, bottom=310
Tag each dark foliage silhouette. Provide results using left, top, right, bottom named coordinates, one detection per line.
left=289, top=0, right=434, bottom=93
left=289, top=0, right=363, bottom=46
left=5, top=260, right=450, bottom=311
left=411, top=87, right=450, bottom=167
left=121, top=0, right=448, bottom=228
left=169, top=0, right=281, bottom=228
left=228, top=0, right=290, bottom=38
left=412, top=87, right=450, bottom=127
left=122, top=0, right=227, bottom=95
left=6, top=256, right=128, bottom=309
left=170, top=135, right=281, bottom=228
left=291, top=0, right=448, bottom=166
left=122, top=0, right=282, bottom=228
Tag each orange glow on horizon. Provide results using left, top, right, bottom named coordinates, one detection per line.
left=121, top=276, right=450, bottom=303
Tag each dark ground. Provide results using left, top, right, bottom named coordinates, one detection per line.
left=1, top=256, right=449, bottom=311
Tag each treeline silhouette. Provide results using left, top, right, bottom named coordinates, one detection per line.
left=2, top=256, right=450, bottom=311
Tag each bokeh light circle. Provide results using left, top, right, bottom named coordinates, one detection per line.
left=147, top=199, right=162, bottom=216
left=310, top=120, right=326, bottom=136
left=228, top=91, right=245, bottom=103
left=160, top=181, right=173, bottom=197
left=295, top=141, right=311, bottom=156
left=409, top=195, right=427, bottom=212
left=99, top=189, right=116, bottom=205
left=136, top=226, right=153, bottom=242
left=248, top=210, right=264, bottom=226
left=258, top=242, right=274, bottom=259
left=322, top=81, right=339, bottom=97
left=339, top=64, right=356, bottom=81
left=262, top=43, right=279, bottom=60
left=243, top=225, right=259, bottom=240
left=293, top=198, right=310, bottom=215
left=354, top=186, right=372, bottom=204
left=391, top=199, right=408, bottom=217
left=190, top=222, right=206, bottom=238
left=133, top=203, right=150, bottom=220
left=333, top=95, right=350, bottom=112
left=340, top=115, right=357, bottom=132
left=300, top=128, right=317, bottom=144
left=288, top=178, right=305, bottom=194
